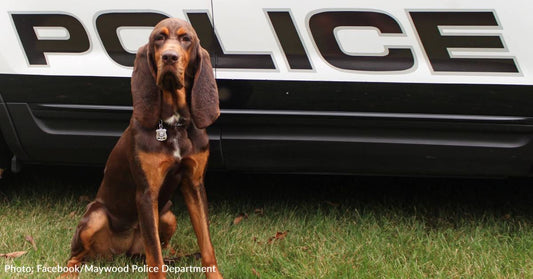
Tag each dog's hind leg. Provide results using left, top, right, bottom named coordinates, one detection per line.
left=159, top=201, right=177, bottom=249
left=63, top=201, right=111, bottom=277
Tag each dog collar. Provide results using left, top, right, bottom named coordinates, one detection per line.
left=155, top=117, right=189, bottom=142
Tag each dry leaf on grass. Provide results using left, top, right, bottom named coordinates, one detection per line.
left=232, top=213, right=248, bottom=225
left=0, top=251, right=27, bottom=259
left=254, top=208, right=264, bottom=216
left=267, top=231, right=289, bottom=244
left=252, top=268, right=261, bottom=278
left=68, top=211, right=77, bottom=218
left=25, top=235, right=37, bottom=251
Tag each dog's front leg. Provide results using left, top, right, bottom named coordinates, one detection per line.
left=136, top=188, right=165, bottom=279
left=181, top=151, right=223, bottom=279
left=133, top=151, right=175, bottom=279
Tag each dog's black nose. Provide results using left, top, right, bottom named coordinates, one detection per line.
left=162, top=50, right=179, bottom=65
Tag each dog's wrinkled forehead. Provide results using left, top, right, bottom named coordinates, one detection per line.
left=150, top=18, right=197, bottom=42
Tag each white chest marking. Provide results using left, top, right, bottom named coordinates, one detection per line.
left=163, top=112, right=182, bottom=159
left=172, top=138, right=181, bottom=160
left=164, top=112, right=181, bottom=125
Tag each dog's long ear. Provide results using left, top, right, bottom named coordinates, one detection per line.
left=190, top=47, right=219, bottom=129
left=131, top=44, right=160, bottom=128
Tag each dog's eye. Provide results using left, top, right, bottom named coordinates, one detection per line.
left=182, top=36, right=191, bottom=42
left=155, top=34, right=165, bottom=41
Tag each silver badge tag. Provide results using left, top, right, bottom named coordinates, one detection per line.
left=156, top=121, right=167, bottom=142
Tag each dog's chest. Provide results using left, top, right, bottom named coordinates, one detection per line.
left=164, top=113, right=181, bottom=159
left=160, top=113, right=193, bottom=160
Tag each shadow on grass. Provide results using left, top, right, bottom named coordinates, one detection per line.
left=2, top=165, right=532, bottom=225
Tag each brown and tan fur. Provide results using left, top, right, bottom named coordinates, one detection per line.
left=63, top=18, right=222, bottom=279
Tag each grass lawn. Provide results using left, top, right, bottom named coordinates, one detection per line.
left=0, top=166, right=532, bottom=278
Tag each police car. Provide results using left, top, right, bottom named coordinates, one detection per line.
left=1, top=0, right=532, bottom=177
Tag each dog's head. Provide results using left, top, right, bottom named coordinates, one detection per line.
left=131, top=18, right=219, bottom=129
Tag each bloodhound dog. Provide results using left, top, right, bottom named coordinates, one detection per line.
left=64, top=18, right=223, bottom=279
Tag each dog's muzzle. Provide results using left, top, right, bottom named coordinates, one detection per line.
left=158, top=50, right=184, bottom=90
